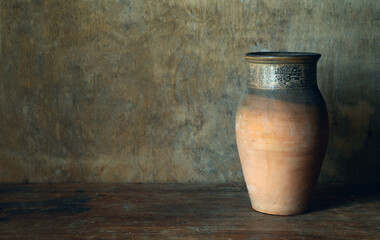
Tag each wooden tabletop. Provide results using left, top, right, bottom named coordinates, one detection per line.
left=0, top=183, right=379, bottom=239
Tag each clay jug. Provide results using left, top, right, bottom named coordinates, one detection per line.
left=235, top=52, right=329, bottom=215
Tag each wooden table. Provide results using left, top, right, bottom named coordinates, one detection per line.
left=0, top=184, right=379, bottom=239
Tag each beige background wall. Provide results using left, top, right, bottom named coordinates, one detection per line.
left=0, top=0, right=379, bottom=183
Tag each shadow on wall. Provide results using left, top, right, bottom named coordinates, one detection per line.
left=321, top=66, right=380, bottom=184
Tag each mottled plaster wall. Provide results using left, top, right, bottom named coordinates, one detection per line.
left=0, top=0, right=379, bottom=183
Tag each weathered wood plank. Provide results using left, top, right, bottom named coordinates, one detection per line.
left=0, top=184, right=379, bottom=239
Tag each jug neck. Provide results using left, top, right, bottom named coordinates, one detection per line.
left=245, top=52, right=321, bottom=90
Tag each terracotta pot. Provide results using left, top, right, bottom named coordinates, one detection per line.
left=235, top=52, right=329, bottom=215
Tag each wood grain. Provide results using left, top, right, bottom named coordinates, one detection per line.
left=0, top=184, right=379, bottom=239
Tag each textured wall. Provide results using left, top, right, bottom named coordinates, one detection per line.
left=0, top=0, right=379, bottom=183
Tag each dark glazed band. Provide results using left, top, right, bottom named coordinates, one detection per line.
left=247, top=63, right=318, bottom=89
